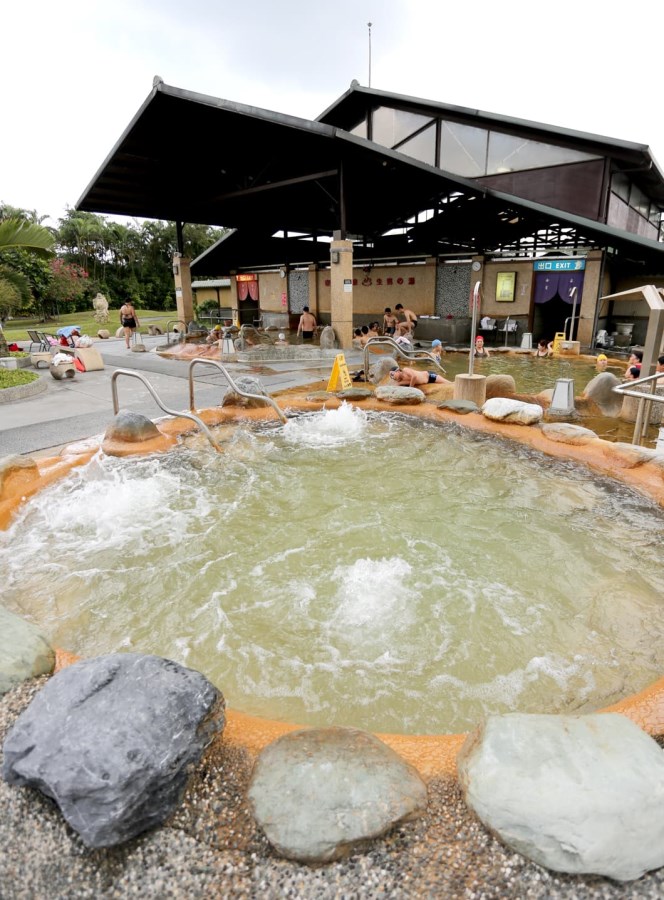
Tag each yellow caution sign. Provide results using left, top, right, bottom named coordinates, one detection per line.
left=326, top=353, right=353, bottom=392
left=552, top=332, right=566, bottom=353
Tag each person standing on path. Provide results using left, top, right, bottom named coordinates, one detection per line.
left=120, top=301, right=140, bottom=349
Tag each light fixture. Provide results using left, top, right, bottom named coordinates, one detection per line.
left=172, top=264, right=179, bottom=276
left=331, top=250, right=340, bottom=264
left=549, top=378, right=575, bottom=416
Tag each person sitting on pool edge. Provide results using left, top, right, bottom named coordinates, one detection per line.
left=206, top=324, right=222, bottom=343
left=389, top=365, right=451, bottom=387
left=473, top=335, right=491, bottom=357
left=623, top=349, right=643, bottom=377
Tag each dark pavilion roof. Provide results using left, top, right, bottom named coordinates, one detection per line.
left=317, top=82, right=664, bottom=202
left=76, top=80, right=664, bottom=275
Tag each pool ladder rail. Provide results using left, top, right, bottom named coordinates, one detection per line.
left=362, top=336, right=446, bottom=380
left=612, top=370, right=664, bottom=445
left=110, top=360, right=288, bottom=453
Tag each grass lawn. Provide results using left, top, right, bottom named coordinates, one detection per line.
left=0, top=368, right=39, bottom=389
left=1, top=310, right=176, bottom=342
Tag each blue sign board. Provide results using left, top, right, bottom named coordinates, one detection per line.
left=533, top=259, right=586, bottom=272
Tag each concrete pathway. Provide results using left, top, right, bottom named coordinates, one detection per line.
left=0, top=336, right=365, bottom=456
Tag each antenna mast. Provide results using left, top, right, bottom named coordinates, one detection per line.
left=367, top=22, right=372, bottom=87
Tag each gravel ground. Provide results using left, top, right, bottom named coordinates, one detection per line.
left=1, top=678, right=663, bottom=899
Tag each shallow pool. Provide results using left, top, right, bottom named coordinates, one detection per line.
left=3, top=405, right=663, bottom=733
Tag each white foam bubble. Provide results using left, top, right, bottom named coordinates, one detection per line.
left=282, top=402, right=368, bottom=448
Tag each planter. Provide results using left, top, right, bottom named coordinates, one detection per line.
left=31, top=352, right=53, bottom=370
left=49, top=362, right=76, bottom=380
left=0, top=354, right=33, bottom=369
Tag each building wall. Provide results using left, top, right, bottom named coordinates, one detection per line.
left=258, top=272, right=287, bottom=312
left=315, top=259, right=437, bottom=316
left=193, top=287, right=231, bottom=308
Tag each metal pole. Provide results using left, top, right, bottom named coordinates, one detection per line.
left=568, top=286, right=578, bottom=340
left=368, top=22, right=372, bottom=87
left=469, top=281, right=481, bottom=376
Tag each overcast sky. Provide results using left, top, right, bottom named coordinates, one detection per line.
left=3, top=0, right=661, bottom=227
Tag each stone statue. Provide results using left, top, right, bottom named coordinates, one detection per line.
left=92, top=292, right=109, bottom=324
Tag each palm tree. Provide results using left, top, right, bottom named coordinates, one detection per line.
left=0, top=217, right=55, bottom=355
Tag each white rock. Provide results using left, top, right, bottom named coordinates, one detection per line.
left=457, top=713, right=664, bottom=881
left=482, top=397, right=543, bottom=425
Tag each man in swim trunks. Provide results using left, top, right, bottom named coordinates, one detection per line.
left=389, top=366, right=450, bottom=387
left=297, top=306, right=317, bottom=341
left=394, top=304, right=418, bottom=337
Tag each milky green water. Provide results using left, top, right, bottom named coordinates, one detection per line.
left=3, top=405, right=663, bottom=733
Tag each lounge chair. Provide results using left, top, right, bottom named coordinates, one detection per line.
left=27, top=330, right=48, bottom=352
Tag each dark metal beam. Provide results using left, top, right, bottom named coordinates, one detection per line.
left=211, top=169, right=338, bottom=202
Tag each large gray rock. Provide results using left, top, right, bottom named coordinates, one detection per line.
left=485, top=374, right=516, bottom=398
left=248, top=726, right=427, bottom=863
left=457, top=713, right=664, bottom=881
left=2, top=654, right=225, bottom=848
left=103, top=411, right=161, bottom=443
left=374, top=385, right=425, bottom=404
left=582, top=372, right=622, bottom=416
left=319, top=325, right=337, bottom=350
left=222, top=376, right=268, bottom=408
left=540, top=422, right=599, bottom=446
left=437, top=399, right=479, bottom=415
left=0, top=607, right=55, bottom=695
left=368, top=355, right=397, bottom=384
left=482, top=397, right=543, bottom=425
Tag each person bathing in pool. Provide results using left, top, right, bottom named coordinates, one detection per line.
left=389, top=366, right=451, bottom=387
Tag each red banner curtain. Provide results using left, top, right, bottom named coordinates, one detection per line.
left=248, top=280, right=259, bottom=302
left=237, top=281, right=249, bottom=302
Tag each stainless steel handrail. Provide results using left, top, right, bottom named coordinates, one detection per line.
left=110, top=369, right=222, bottom=452
left=362, top=336, right=446, bottom=381
left=166, top=319, right=186, bottom=345
left=612, top=371, right=664, bottom=445
left=187, top=358, right=288, bottom=424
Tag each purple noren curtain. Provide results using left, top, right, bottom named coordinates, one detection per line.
left=558, top=272, right=584, bottom=303
left=534, top=273, right=559, bottom=304
left=534, top=272, right=585, bottom=304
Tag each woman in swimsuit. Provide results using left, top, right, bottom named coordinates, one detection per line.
left=534, top=339, right=552, bottom=358
left=473, top=335, right=491, bottom=357
left=120, top=301, right=140, bottom=349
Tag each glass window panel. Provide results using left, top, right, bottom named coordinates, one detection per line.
left=372, top=106, right=433, bottom=148
left=439, top=120, right=488, bottom=176
left=607, top=193, right=629, bottom=230
left=630, top=184, right=650, bottom=217
left=611, top=172, right=630, bottom=201
left=649, top=205, right=661, bottom=226
left=396, top=123, right=436, bottom=166
left=487, top=132, right=598, bottom=174
left=350, top=118, right=367, bottom=139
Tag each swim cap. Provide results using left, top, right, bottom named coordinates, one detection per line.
left=597, top=354, right=607, bottom=361
left=278, top=333, right=285, bottom=340
left=432, top=339, right=441, bottom=347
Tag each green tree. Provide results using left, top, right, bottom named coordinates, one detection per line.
left=0, top=212, right=55, bottom=355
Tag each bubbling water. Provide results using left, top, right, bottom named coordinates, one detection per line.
left=2, top=404, right=664, bottom=733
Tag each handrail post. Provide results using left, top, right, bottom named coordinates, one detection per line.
left=363, top=336, right=446, bottom=382
left=187, top=358, right=288, bottom=424
left=110, top=369, right=223, bottom=451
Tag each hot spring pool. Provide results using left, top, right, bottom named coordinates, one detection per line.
left=3, top=404, right=663, bottom=733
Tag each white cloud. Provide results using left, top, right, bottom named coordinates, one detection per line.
left=2, top=0, right=662, bottom=227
